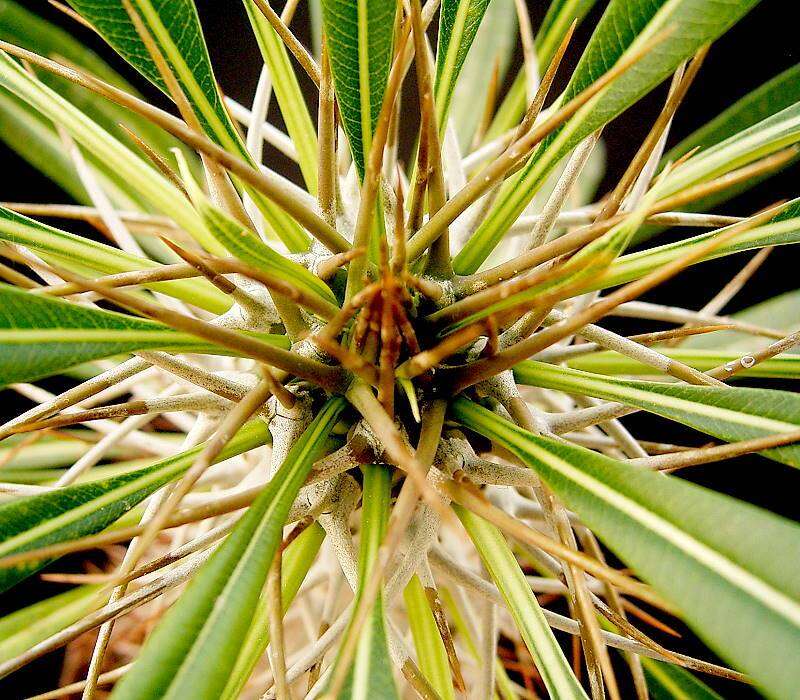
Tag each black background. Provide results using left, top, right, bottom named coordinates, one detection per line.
left=0, top=0, right=796, bottom=697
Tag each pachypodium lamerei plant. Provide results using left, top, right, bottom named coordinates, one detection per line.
left=0, top=0, right=799, bottom=697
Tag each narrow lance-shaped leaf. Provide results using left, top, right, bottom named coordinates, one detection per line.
left=593, top=199, right=800, bottom=292
left=641, top=658, right=723, bottom=700
left=221, top=523, right=326, bottom=700
left=651, top=100, right=800, bottom=203
left=0, top=51, right=223, bottom=252
left=403, top=574, right=455, bottom=700
left=67, top=0, right=241, bottom=151
left=684, top=289, right=800, bottom=353
left=664, top=62, right=800, bottom=163
left=243, top=0, right=319, bottom=193
left=175, top=151, right=338, bottom=308
left=0, top=2, right=204, bottom=252
left=565, top=348, right=800, bottom=380
left=110, top=398, right=347, bottom=700
left=0, top=205, right=231, bottom=314
left=0, top=285, right=278, bottom=386
left=0, top=89, right=97, bottom=205
left=448, top=0, right=517, bottom=148
left=486, top=0, right=600, bottom=141
left=0, top=0, right=124, bottom=86
left=0, top=83, right=178, bottom=217
left=456, top=505, right=589, bottom=700
left=450, top=201, right=800, bottom=335
left=321, top=0, right=397, bottom=178
left=0, top=458, right=170, bottom=489
left=453, top=397, right=800, bottom=700
left=0, top=2, right=151, bottom=207
left=0, top=431, right=142, bottom=472
left=0, top=420, right=271, bottom=592
left=335, top=464, right=399, bottom=700
left=515, top=359, right=800, bottom=468
left=622, top=65, right=800, bottom=243
left=444, top=203, right=649, bottom=335
left=0, top=0, right=193, bottom=169
left=457, top=0, right=761, bottom=275
left=66, top=0, right=309, bottom=251
left=438, top=586, right=518, bottom=700
left=636, top=93, right=800, bottom=244
left=0, top=584, right=105, bottom=664
left=434, top=0, right=491, bottom=130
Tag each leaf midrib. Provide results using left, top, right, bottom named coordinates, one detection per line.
left=523, top=362, right=800, bottom=433
left=161, top=400, right=343, bottom=697
left=515, top=438, right=800, bottom=627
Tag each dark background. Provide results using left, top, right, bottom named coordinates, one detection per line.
left=0, top=0, right=796, bottom=697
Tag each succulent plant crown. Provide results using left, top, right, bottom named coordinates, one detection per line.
left=0, top=0, right=799, bottom=698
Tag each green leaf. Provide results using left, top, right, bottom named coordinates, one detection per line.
left=0, top=205, right=231, bottom=314
left=434, top=0, right=491, bottom=131
left=485, top=0, right=600, bottom=142
left=64, top=0, right=308, bottom=251
left=641, top=658, right=723, bottom=700
left=438, top=586, right=518, bottom=700
left=403, top=575, right=455, bottom=700
left=443, top=204, right=649, bottom=335
left=456, top=0, right=760, bottom=275
left=0, top=51, right=224, bottom=252
left=335, top=464, right=399, bottom=700
left=630, top=68, right=800, bottom=244
left=175, top=153, right=339, bottom=310
left=0, top=460, right=159, bottom=488
left=565, top=348, right=800, bottom=380
left=0, top=421, right=271, bottom=592
left=0, top=284, right=247, bottom=385
left=66, top=0, right=242, bottom=155
left=452, top=397, right=800, bottom=700
left=243, top=0, right=318, bottom=193
left=0, top=89, right=94, bottom=204
left=593, top=200, right=800, bottom=292
left=664, top=62, right=800, bottom=163
left=221, top=522, right=326, bottom=700
left=448, top=0, right=517, bottom=148
left=536, top=0, right=600, bottom=69
left=651, top=100, right=800, bottom=203
left=684, top=289, right=800, bottom=353
left=0, top=0, right=124, bottom=87
left=321, top=0, right=397, bottom=178
left=110, top=398, right=346, bottom=700
left=515, top=359, right=800, bottom=468
left=456, top=505, right=588, bottom=700
left=0, top=0, right=191, bottom=165
left=309, top=0, right=323, bottom=57
left=0, top=584, right=104, bottom=663
left=0, top=1, right=202, bottom=228
left=0, top=85, right=167, bottom=214
left=0, top=431, right=141, bottom=471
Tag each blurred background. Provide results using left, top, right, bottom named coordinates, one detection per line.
left=0, top=0, right=796, bottom=696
